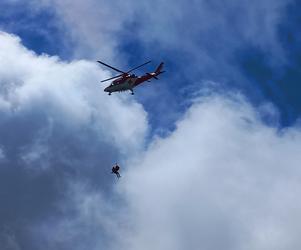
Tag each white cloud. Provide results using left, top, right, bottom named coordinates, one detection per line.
left=0, top=31, right=148, bottom=159
left=0, top=31, right=149, bottom=248
left=118, top=95, right=301, bottom=250
left=35, top=94, right=301, bottom=250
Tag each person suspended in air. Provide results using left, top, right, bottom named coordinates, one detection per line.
left=111, top=163, right=121, bottom=178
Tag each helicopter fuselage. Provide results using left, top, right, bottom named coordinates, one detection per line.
left=104, top=74, right=155, bottom=94
left=104, top=77, right=137, bottom=93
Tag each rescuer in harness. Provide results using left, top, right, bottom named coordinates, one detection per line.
left=111, top=163, right=121, bottom=178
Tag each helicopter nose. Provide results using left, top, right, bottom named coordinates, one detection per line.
left=104, top=87, right=109, bottom=92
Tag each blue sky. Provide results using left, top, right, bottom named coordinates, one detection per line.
left=1, top=1, right=301, bottom=249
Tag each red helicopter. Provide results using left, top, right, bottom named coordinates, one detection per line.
left=97, top=60, right=164, bottom=95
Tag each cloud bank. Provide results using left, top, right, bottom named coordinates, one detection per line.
left=0, top=31, right=147, bottom=249
left=33, top=95, right=301, bottom=250
left=120, top=95, right=301, bottom=250
left=0, top=31, right=147, bottom=154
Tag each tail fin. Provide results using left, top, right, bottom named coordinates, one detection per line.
left=155, top=62, right=164, bottom=75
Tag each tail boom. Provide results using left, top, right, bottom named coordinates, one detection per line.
left=155, top=62, right=164, bottom=75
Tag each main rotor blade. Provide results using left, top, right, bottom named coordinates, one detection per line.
left=100, top=73, right=124, bottom=83
left=97, top=60, right=126, bottom=74
left=126, top=60, right=151, bottom=73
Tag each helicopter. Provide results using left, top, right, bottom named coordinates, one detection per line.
left=97, top=60, right=164, bottom=95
